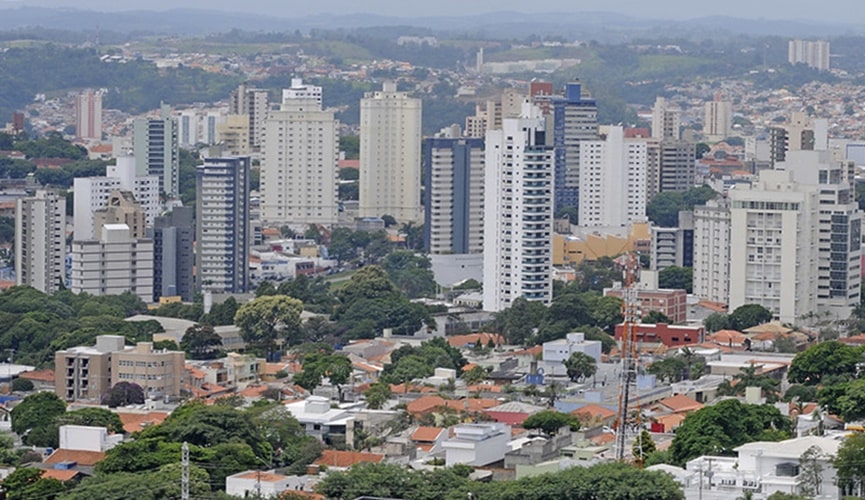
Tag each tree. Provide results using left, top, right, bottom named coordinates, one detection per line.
left=521, top=410, right=580, bottom=435
left=494, top=297, right=549, bottom=345
left=10, top=378, right=33, bottom=392
left=728, top=304, right=773, bottom=331
left=633, top=429, right=657, bottom=463
left=834, top=432, right=865, bottom=498
left=382, top=251, right=436, bottom=299
left=642, top=310, right=672, bottom=324
left=818, top=378, right=865, bottom=422
left=102, top=382, right=145, bottom=408
left=58, top=407, right=124, bottom=434
left=381, top=214, right=397, bottom=227
left=2, top=467, right=64, bottom=500
left=658, top=266, right=693, bottom=293
left=180, top=324, right=223, bottom=360
left=704, top=312, right=730, bottom=333
left=364, top=381, right=392, bottom=410
left=462, top=365, right=488, bottom=385
left=234, top=295, right=303, bottom=358
left=783, top=384, right=818, bottom=403
left=564, top=352, right=597, bottom=382
left=696, top=142, right=711, bottom=158
left=294, top=353, right=352, bottom=400
left=670, top=399, right=791, bottom=465
left=797, top=445, right=825, bottom=498
left=11, top=391, right=66, bottom=436
left=788, top=341, right=862, bottom=385
left=717, top=363, right=780, bottom=402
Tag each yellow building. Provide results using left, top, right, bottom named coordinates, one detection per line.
left=553, top=223, right=651, bottom=266
left=216, top=114, right=250, bottom=156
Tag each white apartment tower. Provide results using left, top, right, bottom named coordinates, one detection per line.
left=196, top=156, right=250, bottom=294
left=73, top=156, right=159, bottom=240
left=704, top=97, right=732, bottom=142
left=15, top=190, right=66, bottom=293
left=578, top=126, right=647, bottom=228
left=133, top=104, right=180, bottom=196
left=262, top=80, right=339, bottom=225
left=359, top=81, right=423, bottom=223
left=788, top=40, right=830, bottom=71
left=70, top=223, right=154, bottom=302
left=483, top=105, right=554, bottom=312
left=728, top=169, right=820, bottom=323
left=693, top=196, right=732, bottom=304
left=651, top=97, right=680, bottom=141
left=75, top=90, right=103, bottom=140
left=229, top=83, right=269, bottom=150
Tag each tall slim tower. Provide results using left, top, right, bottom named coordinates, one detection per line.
left=651, top=97, right=680, bottom=141
left=76, top=90, right=103, bottom=140
left=195, top=157, right=250, bottom=294
left=703, top=96, right=732, bottom=142
left=229, top=83, right=270, bottom=151
left=133, top=104, right=180, bottom=196
left=15, top=190, right=66, bottom=293
left=153, top=206, right=195, bottom=302
left=578, top=126, right=647, bottom=228
left=359, top=82, right=422, bottom=223
left=262, top=80, right=339, bottom=225
left=483, top=104, right=554, bottom=312
left=549, top=82, right=598, bottom=215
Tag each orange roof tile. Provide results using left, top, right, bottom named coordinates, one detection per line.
left=466, top=384, right=502, bottom=393
left=41, top=469, right=81, bottom=481
left=44, top=449, right=106, bottom=466
left=510, top=345, right=542, bottom=357
left=657, top=394, right=704, bottom=413
left=116, top=411, right=169, bottom=434
left=447, top=333, right=504, bottom=348
left=406, top=395, right=446, bottom=415
left=18, top=369, right=55, bottom=382
left=234, top=471, right=288, bottom=482
left=571, top=404, right=616, bottom=421
left=313, top=450, right=384, bottom=467
left=711, top=330, right=747, bottom=344
left=239, top=385, right=270, bottom=398
left=655, top=413, right=686, bottom=429
left=411, top=426, right=444, bottom=442
left=591, top=432, right=616, bottom=446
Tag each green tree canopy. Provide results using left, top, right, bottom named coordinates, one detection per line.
left=234, top=295, right=303, bottom=356
left=728, top=304, right=773, bottom=331
left=788, top=341, right=862, bottom=385
left=102, top=382, right=145, bottom=408
left=10, top=391, right=66, bottom=438
left=522, top=410, right=581, bottom=435
left=658, top=266, right=693, bottom=293
left=564, top=352, right=597, bottom=382
left=180, top=324, right=223, bottom=360
left=834, top=432, right=865, bottom=497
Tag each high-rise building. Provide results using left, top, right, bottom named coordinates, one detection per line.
left=651, top=97, right=681, bottom=141
left=73, top=156, right=159, bottom=240
left=703, top=96, right=732, bottom=142
left=133, top=104, right=180, bottom=196
left=650, top=211, right=694, bottom=271
left=578, top=126, right=647, bottom=228
left=217, top=115, right=251, bottom=156
left=657, top=141, right=697, bottom=193
left=178, top=109, right=225, bottom=147
left=229, top=83, right=269, bottom=150
left=693, top=196, right=732, bottom=304
left=152, top=207, right=195, bottom=302
left=93, top=191, right=146, bottom=240
left=196, top=156, right=250, bottom=294
left=70, top=223, right=154, bottom=302
left=75, top=90, right=103, bottom=140
left=15, top=190, right=66, bottom=293
left=483, top=105, right=554, bottom=312
left=548, top=82, right=598, bottom=213
left=788, top=39, right=830, bottom=71
left=769, top=112, right=828, bottom=166
left=423, top=136, right=484, bottom=255
left=359, top=82, right=422, bottom=223
left=262, top=81, right=339, bottom=225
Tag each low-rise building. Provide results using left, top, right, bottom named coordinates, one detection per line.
left=614, top=323, right=705, bottom=348
left=112, top=342, right=185, bottom=399
left=542, top=332, right=603, bottom=377
left=443, top=422, right=511, bottom=466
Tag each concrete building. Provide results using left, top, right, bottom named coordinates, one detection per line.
left=605, top=287, right=688, bottom=324
left=693, top=196, right=732, bottom=304
left=112, top=341, right=185, bottom=398
left=262, top=81, right=339, bottom=225
left=770, top=112, right=829, bottom=166
left=73, top=156, right=159, bottom=240
left=578, top=126, right=647, bottom=228
left=651, top=97, right=680, bottom=141
left=55, top=335, right=125, bottom=402
left=359, top=81, right=422, bottom=223
left=195, top=156, right=250, bottom=293
left=177, top=108, right=223, bottom=147
left=442, top=423, right=511, bottom=466
left=703, top=97, right=732, bottom=142
left=542, top=332, right=603, bottom=377
left=75, top=90, right=102, bottom=140
left=216, top=114, right=251, bottom=156
left=152, top=207, right=195, bottom=302
left=650, top=211, right=694, bottom=271
left=133, top=103, right=179, bottom=197
left=70, top=223, right=154, bottom=302
left=15, top=190, right=66, bottom=293
left=93, top=191, right=146, bottom=240
left=615, top=323, right=705, bottom=347
left=229, top=83, right=269, bottom=150
left=788, top=39, right=830, bottom=71
left=656, top=140, right=697, bottom=194
left=483, top=105, right=554, bottom=312
left=548, top=82, right=598, bottom=213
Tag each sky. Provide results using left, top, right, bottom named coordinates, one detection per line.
left=0, top=0, right=859, bottom=23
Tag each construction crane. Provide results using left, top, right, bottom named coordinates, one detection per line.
left=615, top=253, right=642, bottom=462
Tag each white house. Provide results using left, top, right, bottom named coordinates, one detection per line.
left=442, top=423, right=511, bottom=466
left=59, top=425, right=122, bottom=452
left=225, top=470, right=316, bottom=498
left=284, top=395, right=352, bottom=439
left=542, top=332, right=603, bottom=377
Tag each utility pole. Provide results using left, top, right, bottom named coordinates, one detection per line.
left=181, top=441, right=189, bottom=500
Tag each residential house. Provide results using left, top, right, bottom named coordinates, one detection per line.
left=284, top=396, right=352, bottom=439
left=411, top=426, right=447, bottom=455
left=225, top=470, right=319, bottom=498
left=442, top=423, right=511, bottom=466
left=312, top=450, right=384, bottom=472
left=484, top=401, right=546, bottom=426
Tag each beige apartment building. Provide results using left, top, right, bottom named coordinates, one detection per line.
left=112, top=342, right=185, bottom=399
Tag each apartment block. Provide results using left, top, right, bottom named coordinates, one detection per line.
left=693, top=197, right=732, bottom=304
left=152, top=207, right=195, bottom=302
left=229, top=83, right=269, bottom=150
left=70, top=223, right=154, bottom=302
left=112, top=342, right=185, bottom=399
left=133, top=104, right=179, bottom=196
left=15, top=190, right=66, bottom=293
left=788, top=39, right=830, bottom=71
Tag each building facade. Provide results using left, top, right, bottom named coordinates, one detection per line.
left=483, top=107, right=554, bottom=312
left=133, top=104, right=180, bottom=196
left=152, top=206, right=195, bottom=302
left=15, top=190, right=66, bottom=293
left=229, top=83, right=270, bottom=150
left=262, top=83, right=339, bottom=225
left=75, top=90, right=102, bottom=140
left=359, top=82, right=423, bottom=223
left=693, top=197, right=732, bottom=304
left=547, top=82, right=598, bottom=213
left=703, top=97, right=732, bottom=142
left=112, top=342, right=185, bottom=398
left=195, top=156, right=250, bottom=293
left=70, top=223, right=154, bottom=302
left=788, top=39, right=830, bottom=71
left=578, top=126, right=647, bottom=228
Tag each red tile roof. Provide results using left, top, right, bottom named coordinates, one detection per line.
left=657, top=394, right=703, bottom=414
left=115, top=411, right=169, bottom=434
left=44, top=449, right=106, bottom=467
left=41, top=469, right=81, bottom=481
left=571, top=404, right=617, bottom=421
left=447, top=333, right=504, bottom=348
left=18, top=369, right=55, bottom=382
left=313, top=450, right=384, bottom=467
left=411, top=426, right=444, bottom=442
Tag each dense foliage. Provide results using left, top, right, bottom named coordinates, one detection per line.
left=646, top=186, right=718, bottom=227
left=382, top=337, right=466, bottom=385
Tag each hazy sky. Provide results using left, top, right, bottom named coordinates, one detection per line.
left=0, top=0, right=858, bottom=23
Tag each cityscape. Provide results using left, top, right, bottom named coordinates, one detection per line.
left=1, top=3, right=865, bottom=499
